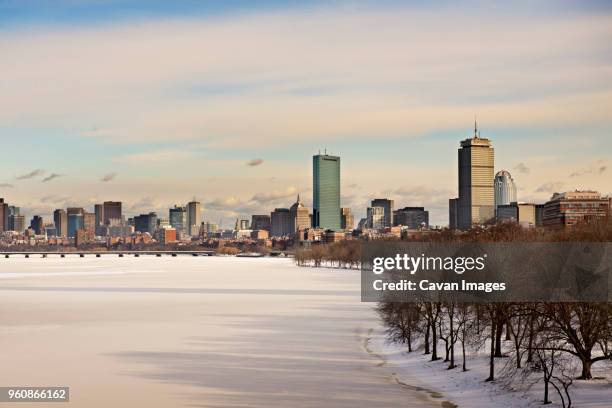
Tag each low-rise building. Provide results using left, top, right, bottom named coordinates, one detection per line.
left=543, top=191, right=610, bottom=228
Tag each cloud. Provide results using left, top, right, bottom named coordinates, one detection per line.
left=0, top=183, right=14, bottom=188
left=42, top=173, right=64, bottom=182
left=247, top=159, right=264, bottom=167
left=16, top=169, right=45, bottom=180
left=113, top=150, right=193, bottom=163
left=101, top=173, right=117, bottom=182
left=1, top=7, right=611, bottom=148
left=514, top=162, right=530, bottom=174
left=250, top=186, right=298, bottom=205
left=535, top=181, right=564, bottom=193
left=569, top=162, right=607, bottom=177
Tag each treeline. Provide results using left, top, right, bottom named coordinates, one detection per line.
left=294, top=240, right=362, bottom=268
left=379, top=301, right=612, bottom=407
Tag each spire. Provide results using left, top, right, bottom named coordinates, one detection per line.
left=297, top=193, right=301, bottom=203
left=474, top=115, right=478, bottom=138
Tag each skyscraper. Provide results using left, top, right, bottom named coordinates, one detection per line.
left=187, top=201, right=202, bottom=236
left=289, top=195, right=310, bottom=234
left=94, top=204, right=104, bottom=227
left=0, top=198, right=7, bottom=231
left=270, top=208, right=291, bottom=237
left=103, top=201, right=122, bottom=225
left=67, top=207, right=85, bottom=238
left=134, top=212, right=158, bottom=234
left=371, top=199, right=394, bottom=228
left=366, top=206, right=385, bottom=229
left=457, top=122, right=495, bottom=229
left=54, top=209, right=67, bottom=237
left=313, top=154, right=341, bottom=230
left=169, top=205, right=187, bottom=236
left=494, top=170, right=517, bottom=213
left=251, top=215, right=271, bottom=231
left=30, top=215, right=44, bottom=235
left=393, top=207, right=429, bottom=229
left=341, top=207, right=354, bottom=231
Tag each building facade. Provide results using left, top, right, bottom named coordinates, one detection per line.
left=494, top=170, right=517, bottom=214
left=366, top=206, right=385, bottom=230
left=169, top=205, right=187, bottom=237
left=187, top=201, right=202, bottom=236
left=313, top=154, right=341, bottom=230
left=542, top=191, right=610, bottom=228
left=251, top=215, right=271, bottom=231
left=67, top=208, right=85, bottom=238
left=393, top=207, right=429, bottom=229
left=497, top=203, right=537, bottom=227
left=54, top=209, right=68, bottom=237
left=457, top=124, right=495, bottom=229
left=341, top=207, right=354, bottom=231
left=103, top=201, right=122, bottom=225
left=271, top=208, right=292, bottom=237
left=371, top=199, right=394, bottom=228
left=134, top=212, right=158, bottom=235
left=289, top=195, right=310, bottom=235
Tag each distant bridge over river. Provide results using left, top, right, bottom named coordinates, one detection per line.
left=0, top=250, right=289, bottom=258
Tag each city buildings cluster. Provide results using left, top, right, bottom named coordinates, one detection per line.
left=1, top=123, right=610, bottom=248
left=448, top=122, right=611, bottom=230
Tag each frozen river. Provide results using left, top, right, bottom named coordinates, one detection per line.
left=0, top=256, right=439, bottom=407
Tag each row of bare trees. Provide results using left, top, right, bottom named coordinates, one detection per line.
left=379, top=301, right=612, bottom=407
left=294, top=241, right=361, bottom=268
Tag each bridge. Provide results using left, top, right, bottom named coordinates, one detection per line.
left=0, top=250, right=217, bottom=258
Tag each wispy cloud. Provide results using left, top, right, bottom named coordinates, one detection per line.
left=535, top=181, right=564, bottom=193
left=0, top=183, right=14, bottom=188
left=42, top=173, right=64, bottom=182
left=569, top=161, right=607, bottom=177
left=1, top=7, right=610, bottom=148
left=247, top=159, right=264, bottom=167
left=101, top=173, right=117, bottom=182
left=514, top=163, right=530, bottom=175
left=113, top=150, right=193, bottom=163
left=251, top=186, right=298, bottom=204
left=16, top=169, right=45, bottom=180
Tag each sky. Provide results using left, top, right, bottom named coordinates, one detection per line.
left=1, top=0, right=611, bottom=227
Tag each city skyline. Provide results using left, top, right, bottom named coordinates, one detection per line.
left=1, top=1, right=611, bottom=226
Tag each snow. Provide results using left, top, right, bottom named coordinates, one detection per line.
left=369, top=327, right=612, bottom=407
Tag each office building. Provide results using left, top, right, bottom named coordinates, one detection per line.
left=251, top=215, right=271, bottom=231
left=239, top=219, right=250, bottom=230
left=134, top=212, right=158, bottom=235
left=494, top=170, right=517, bottom=213
left=271, top=208, right=292, bottom=237
left=67, top=208, right=85, bottom=238
left=0, top=198, right=7, bottom=231
left=366, top=206, right=385, bottom=230
left=371, top=199, right=394, bottom=228
left=457, top=122, right=495, bottom=229
left=542, top=191, right=610, bottom=228
left=103, top=201, right=122, bottom=225
left=289, top=195, right=310, bottom=234
left=313, top=154, right=341, bottom=230
left=94, top=204, right=104, bottom=227
left=30, top=215, right=44, bottom=235
left=187, top=201, right=202, bottom=236
left=497, top=203, right=537, bottom=227
left=449, top=198, right=459, bottom=229
left=535, top=204, right=545, bottom=227
left=84, top=212, right=96, bottom=235
left=54, top=209, right=68, bottom=237
left=341, top=207, right=354, bottom=231
left=169, top=205, right=187, bottom=236
left=394, top=207, right=429, bottom=229
left=8, top=214, right=25, bottom=233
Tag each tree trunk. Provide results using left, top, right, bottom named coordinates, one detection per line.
left=431, top=320, right=439, bottom=361
left=486, top=323, right=495, bottom=381
left=424, top=323, right=430, bottom=355
left=494, top=321, right=503, bottom=358
left=579, top=359, right=593, bottom=380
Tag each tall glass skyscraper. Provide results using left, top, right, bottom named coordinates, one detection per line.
left=313, top=154, right=341, bottom=230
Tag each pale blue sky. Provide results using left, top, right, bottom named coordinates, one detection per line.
left=0, top=1, right=611, bottom=226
